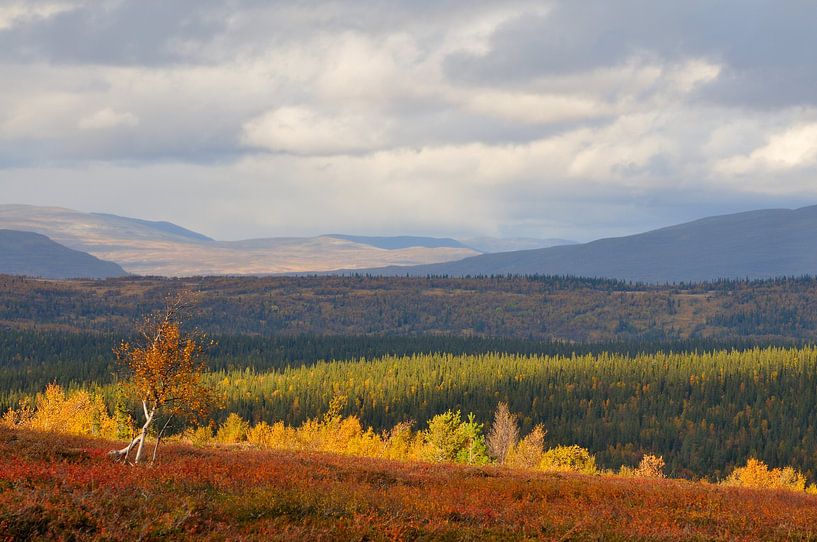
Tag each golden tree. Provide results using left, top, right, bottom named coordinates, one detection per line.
left=109, top=294, right=215, bottom=464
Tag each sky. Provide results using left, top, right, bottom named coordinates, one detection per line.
left=1, top=1, right=817, bottom=242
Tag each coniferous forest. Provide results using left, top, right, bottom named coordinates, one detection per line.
left=4, top=274, right=817, bottom=482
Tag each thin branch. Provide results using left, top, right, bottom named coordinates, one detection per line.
left=151, top=414, right=175, bottom=465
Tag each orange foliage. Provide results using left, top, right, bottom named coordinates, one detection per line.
left=116, top=317, right=213, bottom=421
left=3, top=426, right=817, bottom=541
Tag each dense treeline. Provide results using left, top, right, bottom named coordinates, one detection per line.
left=4, top=274, right=817, bottom=341
left=0, top=327, right=778, bottom=409
left=214, top=347, right=817, bottom=480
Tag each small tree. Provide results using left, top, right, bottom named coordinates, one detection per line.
left=636, top=454, right=666, bottom=478
left=108, top=294, right=215, bottom=464
left=421, top=410, right=488, bottom=465
left=486, top=402, right=519, bottom=464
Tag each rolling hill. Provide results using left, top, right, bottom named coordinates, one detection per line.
left=0, top=205, right=481, bottom=276
left=0, top=229, right=127, bottom=279
left=363, top=205, right=817, bottom=282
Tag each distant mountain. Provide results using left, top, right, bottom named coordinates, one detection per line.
left=460, top=237, right=576, bottom=253
left=0, top=205, right=480, bottom=276
left=90, top=213, right=213, bottom=242
left=357, top=205, right=817, bottom=282
left=0, top=229, right=127, bottom=279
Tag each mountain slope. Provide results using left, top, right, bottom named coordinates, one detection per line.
left=0, top=229, right=127, bottom=279
left=362, top=205, right=817, bottom=282
left=460, top=237, right=576, bottom=253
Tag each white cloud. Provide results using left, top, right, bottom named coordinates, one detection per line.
left=0, top=1, right=76, bottom=30
left=463, top=91, right=609, bottom=124
left=78, top=108, right=140, bottom=131
left=715, top=122, right=817, bottom=175
left=241, top=106, right=389, bottom=155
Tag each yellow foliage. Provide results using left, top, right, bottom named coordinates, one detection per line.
left=507, top=424, right=546, bottom=469
left=216, top=413, right=250, bottom=443
left=256, top=421, right=298, bottom=449
left=619, top=454, right=666, bottom=478
left=116, top=319, right=215, bottom=420
left=539, top=445, right=597, bottom=474
left=382, top=422, right=417, bottom=461
left=2, top=384, right=126, bottom=439
left=722, top=458, right=807, bottom=492
left=186, top=425, right=214, bottom=446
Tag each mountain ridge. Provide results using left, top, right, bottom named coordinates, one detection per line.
left=0, top=229, right=127, bottom=279
left=347, top=204, right=817, bottom=282
left=0, top=205, right=482, bottom=275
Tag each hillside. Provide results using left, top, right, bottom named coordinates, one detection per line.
left=366, top=205, right=817, bottom=282
left=460, top=236, right=576, bottom=253
left=0, top=230, right=126, bottom=279
left=4, top=274, right=817, bottom=341
left=2, top=428, right=816, bottom=541
left=0, top=205, right=480, bottom=276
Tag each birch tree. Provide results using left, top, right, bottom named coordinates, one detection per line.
left=108, top=294, right=215, bottom=464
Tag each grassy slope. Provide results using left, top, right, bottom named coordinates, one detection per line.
left=2, top=428, right=817, bottom=541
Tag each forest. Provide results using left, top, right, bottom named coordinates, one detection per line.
left=211, top=347, right=817, bottom=480
left=4, top=273, right=817, bottom=341
left=0, top=327, right=773, bottom=409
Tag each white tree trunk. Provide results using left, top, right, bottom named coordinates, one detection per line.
left=109, top=400, right=155, bottom=464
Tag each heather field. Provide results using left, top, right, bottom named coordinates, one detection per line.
left=2, top=428, right=817, bottom=541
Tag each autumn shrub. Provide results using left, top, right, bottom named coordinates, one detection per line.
left=186, top=424, right=214, bottom=446
left=246, top=420, right=293, bottom=449
left=722, top=458, right=808, bottom=491
left=539, top=445, right=597, bottom=474
left=507, top=424, right=546, bottom=469
left=620, top=454, right=666, bottom=478
left=2, top=384, right=125, bottom=439
left=382, top=421, right=418, bottom=460
left=217, top=413, right=250, bottom=443
left=637, top=454, right=666, bottom=477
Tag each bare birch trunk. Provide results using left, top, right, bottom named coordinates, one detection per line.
left=109, top=400, right=155, bottom=464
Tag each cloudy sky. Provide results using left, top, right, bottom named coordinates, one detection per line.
left=1, top=0, right=816, bottom=241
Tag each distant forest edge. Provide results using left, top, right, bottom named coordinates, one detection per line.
left=3, top=274, right=817, bottom=340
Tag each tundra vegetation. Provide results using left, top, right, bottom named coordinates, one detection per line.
left=5, top=426, right=817, bottom=541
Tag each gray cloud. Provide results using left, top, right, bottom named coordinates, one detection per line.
left=445, top=0, right=817, bottom=107
left=1, top=0, right=816, bottom=241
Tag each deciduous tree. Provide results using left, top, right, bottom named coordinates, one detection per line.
left=108, top=294, right=216, bottom=464
left=487, top=402, right=518, bottom=464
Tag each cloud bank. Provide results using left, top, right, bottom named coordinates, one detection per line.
left=1, top=0, right=816, bottom=240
